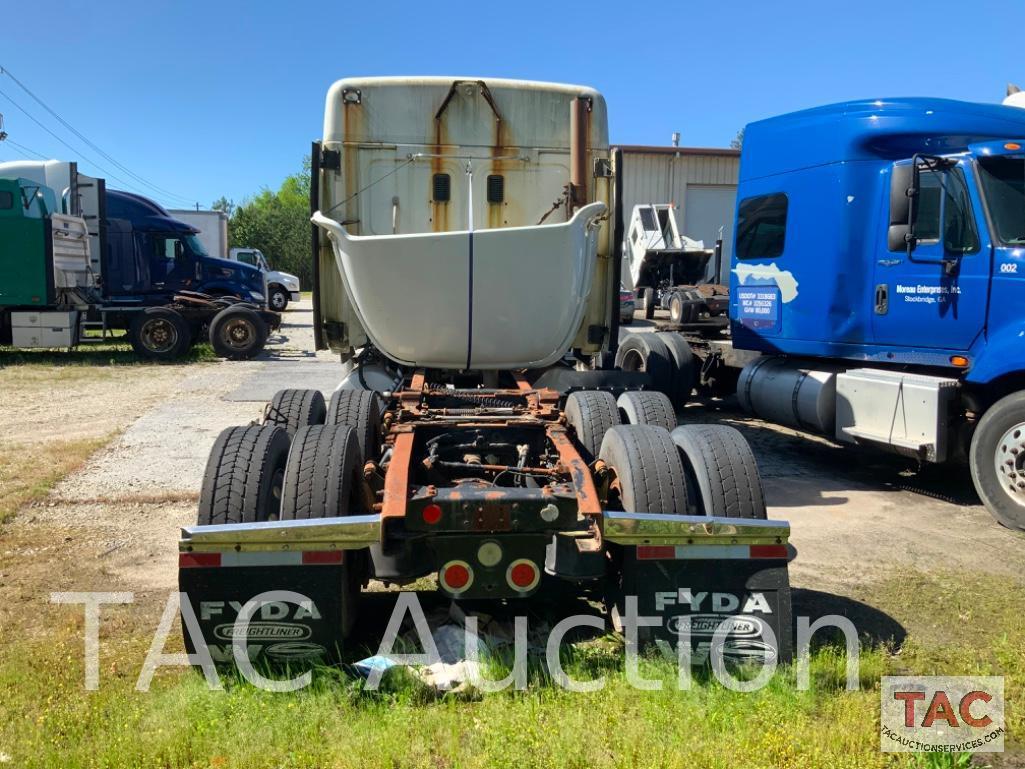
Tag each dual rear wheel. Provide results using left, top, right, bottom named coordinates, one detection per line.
left=128, top=305, right=269, bottom=361
left=615, top=332, right=696, bottom=406
left=197, top=388, right=381, bottom=638
left=565, top=388, right=765, bottom=519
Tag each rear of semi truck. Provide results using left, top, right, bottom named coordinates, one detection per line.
left=179, top=77, right=796, bottom=672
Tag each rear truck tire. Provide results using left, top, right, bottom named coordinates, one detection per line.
left=598, top=424, right=689, bottom=513
left=615, top=332, right=674, bottom=399
left=671, top=424, right=766, bottom=519
left=654, top=332, right=697, bottom=406
left=617, top=390, right=677, bottom=431
left=128, top=307, right=191, bottom=361
left=326, top=389, right=382, bottom=462
left=565, top=390, right=622, bottom=461
left=668, top=291, right=685, bottom=324
left=209, top=305, right=268, bottom=360
left=970, top=391, right=1025, bottom=530
left=268, top=284, right=289, bottom=312
left=197, top=424, right=290, bottom=525
left=264, top=388, right=326, bottom=436
left=642, top=287, right=656, bottom=320
left=281, top=424, right=363, bottom=520
left=280, top=423, right=366, bottom=635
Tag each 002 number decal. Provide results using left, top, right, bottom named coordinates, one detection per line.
left=1000, top=262, right=1018, bottom=274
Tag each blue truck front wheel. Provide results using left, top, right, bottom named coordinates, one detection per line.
left=970, top=390, right=1025, bottom=531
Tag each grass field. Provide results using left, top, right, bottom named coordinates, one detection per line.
left=0, top=570, right=1020, bottom=769
left=0, top=337, right=217, bottom=365
left=0, top=436, right=111, bottom=523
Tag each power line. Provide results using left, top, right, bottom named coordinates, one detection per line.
left=0, top=65, right=194, bottom=203
left=0, top=66, right=196, bottom=205
left=4, top=137, right=48, bottom=160
left=0, top=84, right=181, bottom=202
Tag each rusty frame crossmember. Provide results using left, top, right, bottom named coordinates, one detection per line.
left=379, top=370, right=602, bottom=523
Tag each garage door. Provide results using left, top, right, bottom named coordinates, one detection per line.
left=684, top=186, right=736, bottom=283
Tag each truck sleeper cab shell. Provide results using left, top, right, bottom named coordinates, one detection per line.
left=312, top=202, right=606, bottom=370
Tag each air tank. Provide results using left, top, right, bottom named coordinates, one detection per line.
left=737, top=357, right=840, bottom=435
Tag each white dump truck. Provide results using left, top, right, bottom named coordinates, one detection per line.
left=622, top=203, right=728, bottom=324
left=178, top=78, right=795, bottom=669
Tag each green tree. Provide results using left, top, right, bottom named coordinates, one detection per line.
left=211, top=196, right=235, bottom=216
left=227, top=158, right=311, bottom=285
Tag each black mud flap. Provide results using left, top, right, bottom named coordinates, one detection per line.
left=612, top=546, right=793, bottom=665
left=178, top=557, right=348, bottom=667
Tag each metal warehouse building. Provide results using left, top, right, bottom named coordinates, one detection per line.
left=617, top=145, right=740, bottom=282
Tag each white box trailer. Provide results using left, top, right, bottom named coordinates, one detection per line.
left=168, top=209, right=229, bottom=259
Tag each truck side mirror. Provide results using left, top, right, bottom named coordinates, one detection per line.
left=887, top=163, right=916, bottom=252
left=175, top=240, right=185, bottom=261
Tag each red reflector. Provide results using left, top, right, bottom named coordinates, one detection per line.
left=509, top=562, right=537, bottom=587
left=750, top=544, right=788, bottom=559
left=636, top=545, right=675, bottom=560
left=302, top=550, right=343, bottom=565
left=422, top=503, right=443, bottom=525
left=179, top=552, right=220, bottom=568
left=443, top=563, right=470, bottom=590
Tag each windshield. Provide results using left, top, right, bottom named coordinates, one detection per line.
left=977, top=155, right=1025, bottom=245
left=184, top=234, right=209, bottom=257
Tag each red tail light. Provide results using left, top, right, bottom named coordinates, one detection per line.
left=422, top=503, right=443, bottom=525
left=439, top=560, right=473, bottom=594
left=506, top=559, right=540, bottom=592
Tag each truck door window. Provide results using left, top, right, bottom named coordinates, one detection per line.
left=0, top=191, right=12, bottom=210
left=977, top=156, right=1025, bottom=245
left=639, top=207, right=658, bottom=232
left=893, top=165, right=979, bottom=254
left=153, top=237, right=177, bottom=261
left=736, top=193, right=788, bottom=259
left=236, top=251, right=257, bottom=265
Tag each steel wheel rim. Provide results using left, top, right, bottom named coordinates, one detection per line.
left=995, top=421, right=1025, bottom=507
left=140, top=318, right=178, bottom=353
left=620, top=349, right=645, bottom=373
left=670, top=297, right=682, bottom=322
left=221, top=318, right=255, bottom=349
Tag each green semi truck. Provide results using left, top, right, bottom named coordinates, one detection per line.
left=0, top=166, right=279, bottom=360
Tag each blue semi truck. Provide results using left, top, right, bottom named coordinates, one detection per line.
left=0, top=160, right=278, bottom=360
left=729, top=97, right=1025, bottom=531
left=620, top=97, right=1025, bottom=531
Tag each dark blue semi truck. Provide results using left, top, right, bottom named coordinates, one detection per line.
left=620, top=98, right=1025, bottom=531
left=0, top=160, right=279, bottom=360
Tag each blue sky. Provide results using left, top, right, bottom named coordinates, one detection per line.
left=1, top=0, right=1018, bottom=209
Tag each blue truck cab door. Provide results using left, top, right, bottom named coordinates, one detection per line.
left=148, top=233, right=198, bottom=291
left=871, top=157, right=990, bottom=350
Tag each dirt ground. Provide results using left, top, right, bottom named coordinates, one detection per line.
left=2, top=300, right=1023, bottom=641
left=1, top=303, right=341, bottom=629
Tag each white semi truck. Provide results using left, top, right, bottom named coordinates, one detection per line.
left=177, top=78, right=796, bottom=669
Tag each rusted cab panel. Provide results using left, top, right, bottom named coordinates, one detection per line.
left=314, top=76, right=614, bottom=364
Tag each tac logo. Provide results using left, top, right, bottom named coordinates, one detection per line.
left=880, top=676, right=1005, bottom=753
